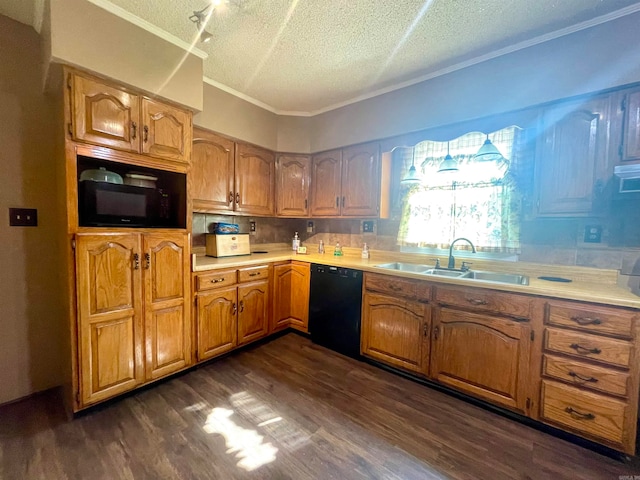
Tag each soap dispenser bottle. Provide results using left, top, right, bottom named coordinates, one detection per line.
left=361, top=243, right=370, bottom=259
left=292, top=232, right=300, bottom=252
left=334, top=241, right=343, bottom=256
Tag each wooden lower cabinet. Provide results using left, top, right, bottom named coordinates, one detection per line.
left=197, top=286, right=238, bottom=360
left=430, top=307, right=532, bottom=414
left=237, top=279, right=270, bottom=345
left=361, top=293, right=430, bottom=374
left=272, top=261, right=310, bottom=333
left=75, top=232, right=190, bottom=407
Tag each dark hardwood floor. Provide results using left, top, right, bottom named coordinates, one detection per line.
left=1, top=333, right=638, bottom=479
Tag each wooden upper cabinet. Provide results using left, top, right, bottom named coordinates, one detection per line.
left=142, top=233, right=191, bottom=380
left=341, top=142, right=380, bottom=216
left=534, top=96, right=612, bottom=215
left=310, top=149, right=342, bottom=216
left=192, top=128, right=235, bottom=213
left=430, top=307, right=532, bottom=414
left=69, top=71, right=192, bottom=164
left=75, top=234, right=144, bottom=406
left=620, top=88, right=640, bottom=162
left=71, top=74, right=140, bottom=152
left=141, top=98, right=191, bottom=164
left=235, top=143, right=276, bottom=215
left=276, top=154, right=311, bottom=217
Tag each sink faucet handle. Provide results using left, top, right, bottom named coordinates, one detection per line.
left=431, top=258, right=441, bottom=269
left=460, top=261, right=472, bottom=272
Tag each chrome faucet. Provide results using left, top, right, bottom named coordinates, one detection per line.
left=448, top=237, right=476, bottom=269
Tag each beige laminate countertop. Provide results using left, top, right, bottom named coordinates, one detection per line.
left=193, top=248, right=640, bottom=309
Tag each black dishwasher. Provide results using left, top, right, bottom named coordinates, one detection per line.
left=308, top=263, right=363, bottom=359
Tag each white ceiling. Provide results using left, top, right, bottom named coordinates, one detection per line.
left=2, top=0, right=640, bottom=115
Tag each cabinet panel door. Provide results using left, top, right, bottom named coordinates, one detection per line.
left=430, top=307, right=531, bottom=413
left=72, top=74, right=140, bottom=152
left=76, top=234, right=143, bottom=405
left=197, top=286, right=238, bottom=361
left=192, top=128, right=235, bottom=212
left=276, top=154, right=310, bottom=217
left=310, top=150, right=342, bottom=216
left=341, top=142, right=380, bottom=216
left=237, top=279, right=269, bottom=345
left=143, top=233, right=190, bottom=380
left=361, top=293, right=430, bottom=374
left=535, top=97, right=610, bottom=215
left=289, top=262, right=310, bottom=332
left=235, top=143, right=275, bottom=215
left=141, top=98, right=191, bottom=163
left=272, top=264, right=293, bottom=332
left=621, top=89, right=640, bottom=162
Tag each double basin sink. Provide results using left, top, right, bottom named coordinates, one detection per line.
left=375, top=262, right=529, bottom=286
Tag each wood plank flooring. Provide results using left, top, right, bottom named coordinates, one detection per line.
left=1, top=333, right=638, bottom=479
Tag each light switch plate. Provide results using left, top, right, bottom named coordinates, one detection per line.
left=9, top=208, right=38, bottom=227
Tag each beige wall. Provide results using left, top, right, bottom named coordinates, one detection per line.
left=308, top=11, right=640, bottom=152
left=48, top=0, right=203, bottom=111
left=194, top=83, right=279, bottom=150
left=276, top=115, right=312, bottom=153
left=0, top=16, right=63, bottom=404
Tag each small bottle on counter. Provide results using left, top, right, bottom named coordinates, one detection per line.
left=361, top=243, right=370, bottom=259
left=292, top=232, right=300, bottom=252
left=318, top=240, right=325, bottom=254
left=334, top=242, right=343, bottom=256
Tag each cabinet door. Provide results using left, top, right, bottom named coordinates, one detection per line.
left=235, top=143, right=276, bottom=215
left=192, top=128, right=235, bottom=213
left=361, top=293, right=430, bottom=374
left=141, top=98, right=191, bottom=164
left=621, top=88, right=640, bottom=162
left=289, top=262, right=310, bottom=332
left=75, top=234, right=144, bottom=406
left=272, top=263, right=293, bottom=332
left=71, top=74, right=140, bottom=152
left=310, top=150, right=342, bottom=216
left=535, top=96, right=611, bottom=215
left=341, top=142, right=380, bottom=216
left=196, top=286, right=238, bottom=361
left=237, top=279, right=269, bottom=345
left=143, top=233, right=191, bottom=380
left=276, top=154, right=310, bottom=217
left=430, top=307, right=531, bottom=413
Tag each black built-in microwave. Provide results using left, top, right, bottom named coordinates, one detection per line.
left=79, top=181, right=171, bottom=227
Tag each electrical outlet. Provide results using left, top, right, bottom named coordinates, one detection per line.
left=249, top=220, right=256, bottom=235
left=584, top=225, right=602, bottom=243
left=9, top=208, right=37, bottom=227
left=307, top=221, right=314, bottom=233
left=362, top=220, right=374, bottom=233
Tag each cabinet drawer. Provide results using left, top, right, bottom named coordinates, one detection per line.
left=547, top=301, right=635, bottom=338
left=542, top=354, right=630, bottom=397
left=238, top=265, right=270, bottom=283
left=544, top=327, right=632, bottom=368
left=196, top=269, right=237, bottom=291
left=364, top=273, right=430, bottom=300
left=541, top=380, right=628, bottom=447
left=435, top=285, right=533, bottom=319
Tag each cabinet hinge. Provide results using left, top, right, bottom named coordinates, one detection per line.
left=67, top=75, right=72, bottom=90
left=621, top=96, right=627, bottom=111
left=68, top=122, right=73, bottom=136
left=530, top=331, right=534, bottom=341
left=75, top=390, right=80, bottom=404
left=619, top=143, right=624, bottom=158
left=71, top=238, right=76, bottom=250
left=526, top=397, right=531, bottom=409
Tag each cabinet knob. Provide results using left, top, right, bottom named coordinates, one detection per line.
left=236, top=192, right=240, bottom=204
left=144, top=253, right=150, bottom=269
left=143, top=125, right=149, bottom=143
left=232, top=303, right=237, bottom=315
left=229, top=191, right=234, bottom=203
left=239, top=300, right=244, bottom=312
left=133, top=253, right=140, bottom=270
left=131, top=121, right=137, bottom=140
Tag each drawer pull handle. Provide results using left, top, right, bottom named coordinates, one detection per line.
left=467, top=298, right=488, bottom=306
left=570, top=343, right=601, bottom=355
left=571, top=316, right=602, bottom=326
left=568, top=371, right=598, bottom=383
left=249, top=272, right=261, bottom=277
left=210, top=277, right=225, bottom=283
left=565, top=406, right=595, bottom=420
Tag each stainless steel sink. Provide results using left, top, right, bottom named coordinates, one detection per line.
left=374, top=262, right=432, bottom=273
left=374, top=262, right=529, bottom=285
left=461, top=271, right=530, bottom=285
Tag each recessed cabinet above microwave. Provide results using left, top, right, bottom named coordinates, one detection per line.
left=77, top=156, right=186, bottom=228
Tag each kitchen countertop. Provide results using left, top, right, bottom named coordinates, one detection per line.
left=193, top=246, right=640, bottom=309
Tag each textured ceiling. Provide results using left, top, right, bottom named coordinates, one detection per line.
left=3, top=0, right=640, bottom=113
